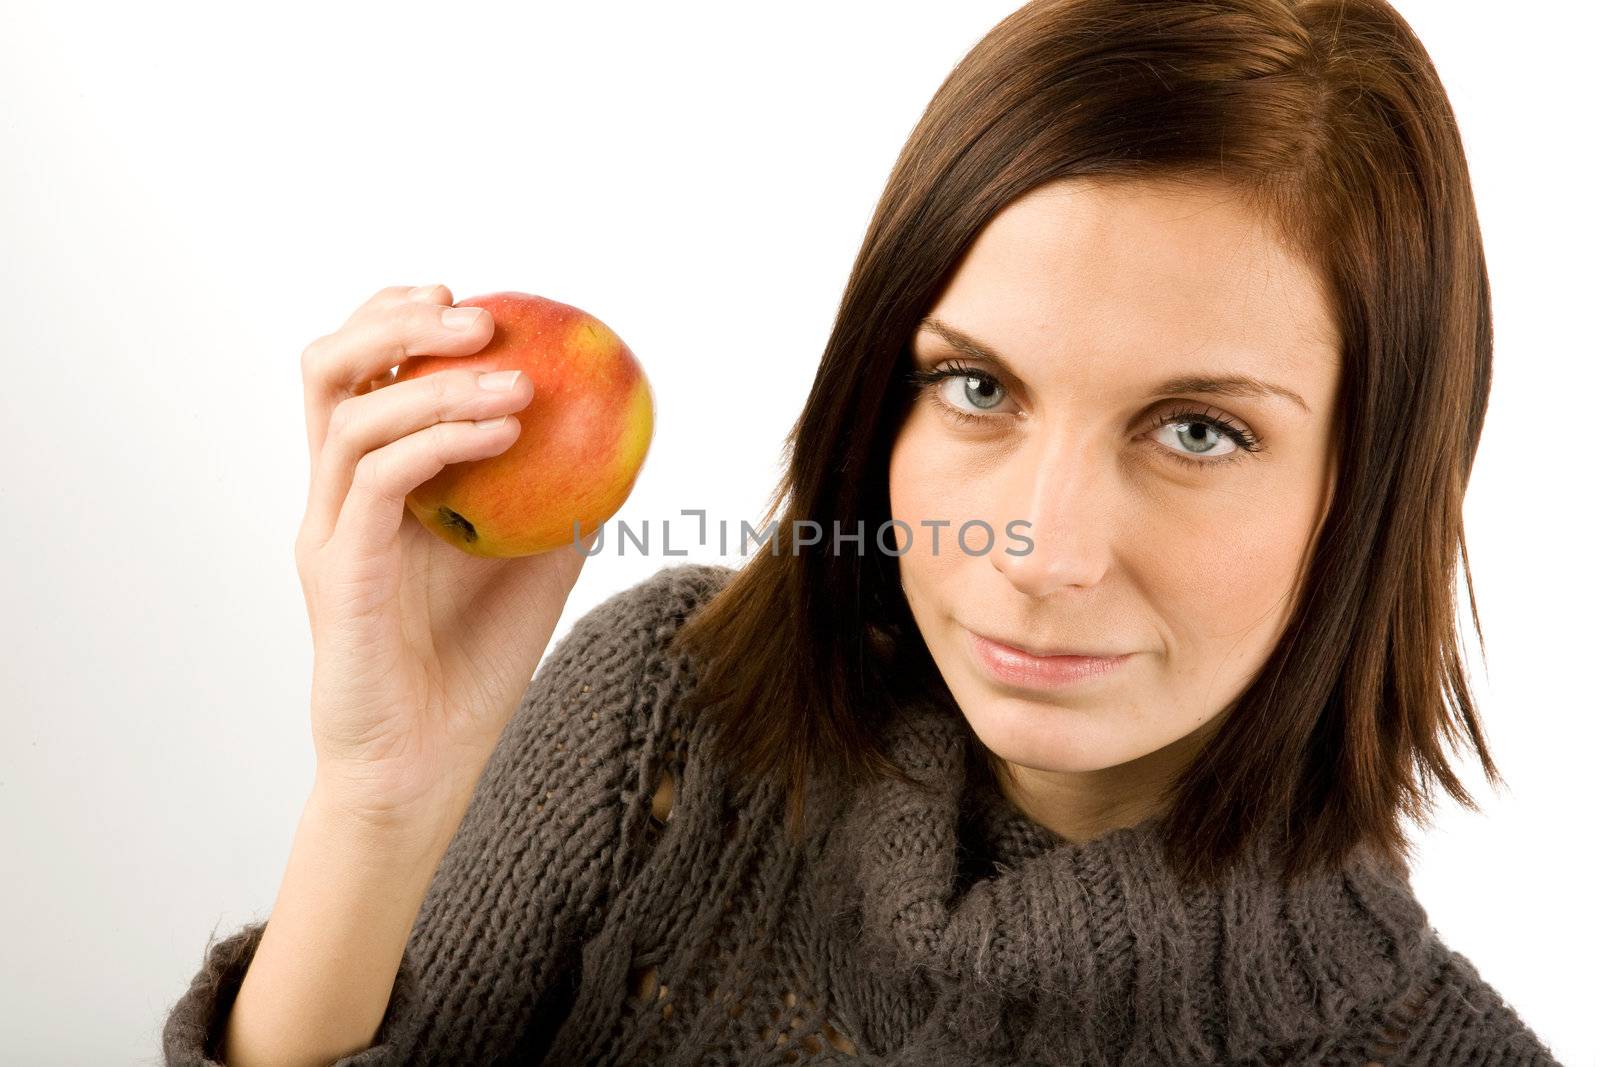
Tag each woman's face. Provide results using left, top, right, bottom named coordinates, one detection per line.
left=888, top=178, right=1342, bottom=814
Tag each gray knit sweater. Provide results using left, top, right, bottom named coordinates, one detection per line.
left=163, top=562, right=1561, bottom=1065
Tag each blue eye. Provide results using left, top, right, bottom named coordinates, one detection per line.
left=903, top=362, right=1015, bottom=422
left=1146, top=408, right=1263, bottom=468
left=902, top=362, right=1265, bottom=469
left=942, top=370, right=1008, bottom=413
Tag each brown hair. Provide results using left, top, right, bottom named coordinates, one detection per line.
left=670, top=0, right=1498, bottom=887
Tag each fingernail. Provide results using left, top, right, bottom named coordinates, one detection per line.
left=477, top=370, right=521, bottom=391
left=474, top=414, right=509, bottom=429
left=443, top=307, right=482, bottom=330
left=408, top=284, right=440, bottom=301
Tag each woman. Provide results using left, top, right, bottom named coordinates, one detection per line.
left=163, top=0, right=1562, bottom=1064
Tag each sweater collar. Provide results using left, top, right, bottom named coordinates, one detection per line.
left=835, top=697, right=1438, bottom=1063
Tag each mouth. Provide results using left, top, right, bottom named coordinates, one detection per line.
left=964, top=628, right=1133, bottom=689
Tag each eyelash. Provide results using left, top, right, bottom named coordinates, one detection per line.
left=903, top=361, right=1265, bottom=468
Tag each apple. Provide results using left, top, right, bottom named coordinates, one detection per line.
left=391, top=291, right=653, bottom=558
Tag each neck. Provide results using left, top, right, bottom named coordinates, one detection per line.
left=991, top=714, right=1220, bottom=843
left=833, top=697, right=1435, bottom=1062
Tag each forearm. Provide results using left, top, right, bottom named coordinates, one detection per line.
left=218, top=777, right=462, bottom=1067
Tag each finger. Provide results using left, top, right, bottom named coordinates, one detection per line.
left=302, top=367, right=533, bottom=549
left=301, top=294, right=493, bottom=474
left=342, top=283, right=455, bottom=330
left=317, top=282, right=462, bottom=434
left=327, top=416, right=523, bottom=565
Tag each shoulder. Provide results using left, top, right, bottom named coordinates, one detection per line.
left=507, top=561, right=739, bottom=757
left=445, top=562, right=742, bottom=909
left=1358, top=934, right=1564, bottom=1065
left=1430, top=940, right=1562, bottom=1062
left=543, top=561, right=737, bottom=671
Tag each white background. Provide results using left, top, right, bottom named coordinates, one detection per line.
left=2, top=2, right=1595, bottom=1063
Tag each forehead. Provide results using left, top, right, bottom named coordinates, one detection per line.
left=922, top=178, right=1339, bottom=386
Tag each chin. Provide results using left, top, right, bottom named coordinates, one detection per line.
left=953, top=687, right=1154, bottom=774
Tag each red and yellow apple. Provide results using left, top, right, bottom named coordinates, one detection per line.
left=392, top=291, right=653, bottom=558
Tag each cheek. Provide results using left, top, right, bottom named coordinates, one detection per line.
left=886, top=416, right=929, bottom=527
left=887, top=410, right=985, bottom=588
left=1147, top=482, right=1322, bottom=661
left=887, top=420, right=931, bottom=598
left=888, top=405, right=1012, bottom=530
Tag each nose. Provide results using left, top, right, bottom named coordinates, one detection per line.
left=990, top=432, right=1116, bottom=598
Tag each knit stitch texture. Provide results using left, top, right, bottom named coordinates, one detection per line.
left=162, top=562, right=1562, bottom=1065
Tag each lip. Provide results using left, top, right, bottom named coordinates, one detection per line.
left=965, top=628, right=1133, bottom=689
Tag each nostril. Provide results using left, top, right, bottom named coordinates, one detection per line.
left=650, top=768, right=676, bottom=824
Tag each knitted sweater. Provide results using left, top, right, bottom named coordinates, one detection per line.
left=163, top=562, right=1562, bottom=1066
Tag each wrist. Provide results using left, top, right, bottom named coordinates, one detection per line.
left=307, top=769, right=467, bottom=861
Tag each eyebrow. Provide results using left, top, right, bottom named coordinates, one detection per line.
left=916, top=316, right=1311, bottom=414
